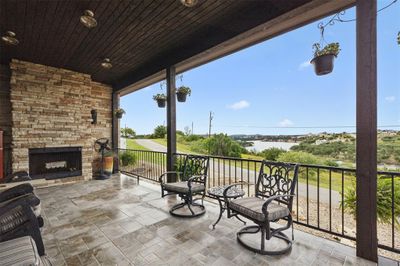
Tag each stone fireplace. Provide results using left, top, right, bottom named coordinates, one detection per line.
left=29, top=147, right=82, bottom=180
left=9, top=60, right=113, bottom=181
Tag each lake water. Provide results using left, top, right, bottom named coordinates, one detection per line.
left=245, top=140, right=298, bottom=152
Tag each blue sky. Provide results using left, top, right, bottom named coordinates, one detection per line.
left=121, top=2, right=399, bottom=136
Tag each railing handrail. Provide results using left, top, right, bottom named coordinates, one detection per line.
left=115, top=148, right=400, bottom=254
left=116, top=148, right=400, bottom=175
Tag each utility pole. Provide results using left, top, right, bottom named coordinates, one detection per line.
left=191, top=122, right=194, bottom=135
left=208, top=111, right=213, bottom=154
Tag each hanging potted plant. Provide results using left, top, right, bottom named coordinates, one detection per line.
left=153, top=93, right=167, bottom=108
left=176, top=86, right=191, bottom=102
left=310, top=42, right=340, bottom=76
left=115, top=108, right=125, bottom=119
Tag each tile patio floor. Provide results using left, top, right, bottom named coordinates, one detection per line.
left=36, top=174, right=393, bottom=265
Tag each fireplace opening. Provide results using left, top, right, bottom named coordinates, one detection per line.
left=29, top=147, right=82, bottom=180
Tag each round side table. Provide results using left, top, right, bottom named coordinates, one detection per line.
left=207, top=185, right=246, bottom=229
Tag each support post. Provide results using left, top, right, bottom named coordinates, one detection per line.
left=112, top=91, right=120, bottom=172
left=356, top=0, right=377, bottom=262
left=166, top=66, right=177, bottom=182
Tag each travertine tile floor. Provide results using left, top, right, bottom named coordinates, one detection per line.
left=35, top=174, right=395, bottom=265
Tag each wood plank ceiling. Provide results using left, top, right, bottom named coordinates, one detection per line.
left=0, top=0, right=311, bottom=90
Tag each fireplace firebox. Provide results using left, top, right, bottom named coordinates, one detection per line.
left=29, top=147, right=82, bottom=180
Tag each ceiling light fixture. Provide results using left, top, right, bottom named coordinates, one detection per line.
left=180, top=0, right=198, bottom=7
left=101, top=58, right=112, bottom=69
left=1, top=31, right=19, bottom=45
left=80, top=10, right=97, bottom=28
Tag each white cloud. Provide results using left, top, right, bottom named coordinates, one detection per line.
left=385, top=96, right=396, bottom=102
left=227, top=100, right=250, bottom=110
left=298, top=60, right=311, bottom=70
left=279, top=119, right=294, bottom=127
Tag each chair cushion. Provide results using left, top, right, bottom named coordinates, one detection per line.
left=229, top=197, right=290, bottom=222
left=163, top=182, right=205, bottom=194
left=0, top=236, right=41, bottom=266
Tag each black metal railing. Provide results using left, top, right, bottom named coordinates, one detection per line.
left=115, top=148, right=400, bottom=254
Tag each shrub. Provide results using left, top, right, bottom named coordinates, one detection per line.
left=260, top=148, right=286, bottom=161
left=277, top=151, right=320, bottom=165
left=184, top=134, right=203, bottom=142
left=342, top=177, right=400, bottom=227
left=119, top=151, right=137, bottom=167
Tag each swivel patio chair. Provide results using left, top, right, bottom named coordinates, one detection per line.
left=0, top=183, right=43, bottom=227
left=224, top=160, right=299, bottom=255
left=160, top=155, right=209, bottom=217
left=0, top=194, right=45, bottom=256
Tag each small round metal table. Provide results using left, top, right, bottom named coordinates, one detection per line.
left=207, top=185, right=246, bottom=229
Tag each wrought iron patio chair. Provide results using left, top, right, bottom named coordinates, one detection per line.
left=0, top=194, right=45, bottom=256
left=224, top=160, right=299, bottom=255
left=160, top=155, right=209, bottom=217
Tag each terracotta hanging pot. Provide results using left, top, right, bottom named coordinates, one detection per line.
left=310, top=54, right=335, bottom=76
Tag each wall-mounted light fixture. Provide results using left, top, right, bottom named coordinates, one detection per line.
left=91, top=109, right=97, bottom=124
left=80, top=10, right=97, bottom=28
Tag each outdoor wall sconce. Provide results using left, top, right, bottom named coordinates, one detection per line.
left=80, top=10, right=97, bottom=28
left=180, top=0, right=198, bottom=7
left=1, top=31, right=19, bottom=45
left=91, top=109, right=97, bottom=124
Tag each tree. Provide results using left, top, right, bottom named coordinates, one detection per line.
left=184, top=126, right=192, bottom=136
left=120, top=127, right=136, bottom=138
left=192, top=133, right=245, bottom=158
left=153, top=125, right=167, bottom=138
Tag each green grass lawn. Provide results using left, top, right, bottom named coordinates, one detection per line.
left=125, top=139, right=150, bottom=150
left=152, top=138, right=194, bottom=153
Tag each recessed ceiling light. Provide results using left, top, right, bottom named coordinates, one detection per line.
left=1, top=31, right=19, bottom=45
left=180, top=0, right=198, bottom=7
left=101, top=58, right=112, bottom=69
left=80, top=10, right=97, bottom=28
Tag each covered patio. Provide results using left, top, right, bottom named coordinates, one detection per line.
left=38, top=174, right=379, bottom=265
left=0, top=0, right=393, bottom=264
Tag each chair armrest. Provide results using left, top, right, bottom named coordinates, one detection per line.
left=222, top=182, right=246, bottom=202
left=0, top=193, right=40, bottom=209
left=159, top=171, right=182, bottom=183
left=0, top=183, right=34, bottom=203
left=187, top=175, right=206, bottom=187
left=3, top=171, right=31, bottom=183
left=261, top=194, right=294, bottom=217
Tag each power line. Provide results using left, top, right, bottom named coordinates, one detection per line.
left=214, top=125, right=400, bottom=129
